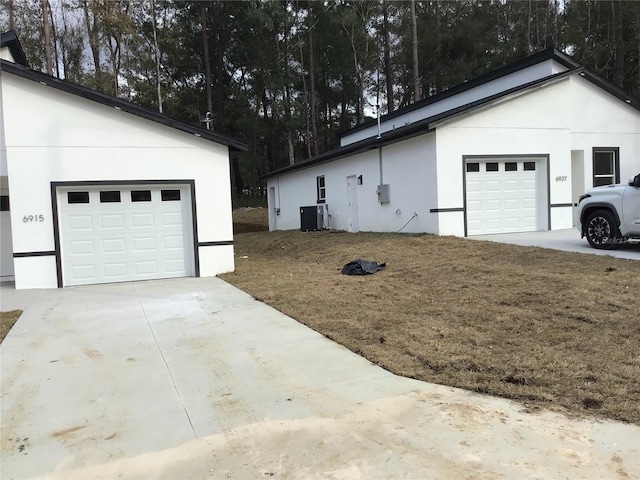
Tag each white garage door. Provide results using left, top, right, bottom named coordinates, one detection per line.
left=58, top=184, right=195, bottom=286
left=465, top=159, right=542, bottom=235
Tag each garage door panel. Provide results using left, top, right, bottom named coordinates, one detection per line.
left=132, top=213, right=154, bottom=227
left=485, top=200, right=501, bottom=211
left=135, top=261, right=158, bottom=275
left=503, top=181, right=519, bottom=192
left=466, top=181, right=481, bottom=193
left=102, top=238, right=126, bottom=253
left=504, top=199, right=520, bottom=210
left=134, top=237, right=156, bottom=251
left=104, top=263, right=127, bottom=278
left=165, top=259, right=187, bottom=273
left=70, top=240, right=94, bottom=255
left=59, top=184, right=195, bottom=286
left=484, top=181, right=501, bottom=192
left=72, top=264, right=96, bottom=280
left=68, top=215, right=93, bottom=230
left=163, top=235, right=186, bottom=249
left=101, top=214, right=124, bottom=229
left=161, top=212, right=184, bottom=226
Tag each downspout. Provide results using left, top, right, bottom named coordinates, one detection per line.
left=379, top=147, right=383, bottom=186
left=377, top=103, right=383, bottom=186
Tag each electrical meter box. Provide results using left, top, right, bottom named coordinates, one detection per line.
left=377, top=184, right=390, bottom=203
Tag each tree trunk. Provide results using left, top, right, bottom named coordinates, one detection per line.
left=8, top=0, right=15, bottom=31
left=612, top=0, right=624, bottom=88
left=410, top=0, right=420, bottom=101
left=383, top=2, right=394, bottom=112
left=342, top=22, right=365, bottom=124
left=151, top=0, right=163, bottom=113
left=41, top=0, right=53, bottom=75
left=308, top=15, right=320, bottom=156
left=110, top=36, right=120, bottom=96
left=81, top=0, right=102, bottom=89
left=47, top=0, right=60, bottom=77
left=527, top=0, right=532, bottom=53
left=201, top=4, right=213, bottom=118
left=299, top=38, right=312, bottom=159
left=231, top=156, right=244, bottom=197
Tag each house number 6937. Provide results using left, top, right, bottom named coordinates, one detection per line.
left=23, top=214, right=45, bottom=222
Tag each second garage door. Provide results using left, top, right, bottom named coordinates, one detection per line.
left=57, top=184, right=195, bottom=286
left=465, top=158, right=546, bottom=236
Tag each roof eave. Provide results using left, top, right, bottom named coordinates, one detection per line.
left=579, top=68, right=640, bottom=111
left=0, top=30, right=29, bottom=66
left=262, top=122, right=435, bottom=179
left=0, top=59, right=248, bottom=152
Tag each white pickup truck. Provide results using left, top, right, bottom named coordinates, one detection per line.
left=577, top=173, right=640, bottom=249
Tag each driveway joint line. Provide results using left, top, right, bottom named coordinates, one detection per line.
left=133, top=284, right=198, bottom=440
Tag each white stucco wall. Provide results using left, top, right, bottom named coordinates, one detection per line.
left=1, top=72, right=235, bottom=289
left=267, top=133, right=438, bottom=234
left=341, top=59, right=565, bottom=146
left=568, top=77, right=640, bottom=189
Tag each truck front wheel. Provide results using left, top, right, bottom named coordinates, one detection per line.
left=585, top=210, right=620, bottom=249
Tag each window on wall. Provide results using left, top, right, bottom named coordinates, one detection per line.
left=316, top=175, right=326, bottom=203
left=0, top=195, right=9, bottom=211
left=593, top=148, right=620, bottom=187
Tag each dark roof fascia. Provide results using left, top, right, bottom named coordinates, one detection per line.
left=262, top=121, right=436, bottom=179
left=580, top=67, right=640, bottom=112
left=0, top=59, right=248, bottom=151
left=426, top=67, right=582, bottom=126
left=340, top=48, right=565, bottom=138
left=550, top=48, right=640, bottom=109
left=263, top=69, right=580, bottom=179
left=0, top=30, right=29, bottom=66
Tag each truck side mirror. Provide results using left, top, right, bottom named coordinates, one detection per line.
left=630, top=174, right=640, bottom=187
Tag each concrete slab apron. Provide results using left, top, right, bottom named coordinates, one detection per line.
left=1, top=278, right=638, bottom=480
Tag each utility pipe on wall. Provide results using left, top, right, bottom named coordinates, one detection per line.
left=378, top=147, right=383, bottom=186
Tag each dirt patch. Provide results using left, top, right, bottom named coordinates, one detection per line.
left=224, top=209, right=640, bottom=424
left=1, top=310, right=21, bottom=344
left=51, top=425, right=87, bottom=438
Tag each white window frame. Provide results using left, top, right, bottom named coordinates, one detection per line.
left=316, top=175, right=326, bottom=204
left=592, top=147, right=620, bottom=187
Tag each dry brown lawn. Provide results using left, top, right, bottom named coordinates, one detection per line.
left=1, top=310, right=21, bottom=344
left=233, top=207, right=269, bottom=234
left=222, top=209, right=640, bottom=425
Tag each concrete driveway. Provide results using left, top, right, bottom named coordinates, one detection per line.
left=1, top=278, right=638, bottom=479
left=471, top=228, right=640, bottom=260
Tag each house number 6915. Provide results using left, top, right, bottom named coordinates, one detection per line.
left=23, top=214, right=45, bottom=222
